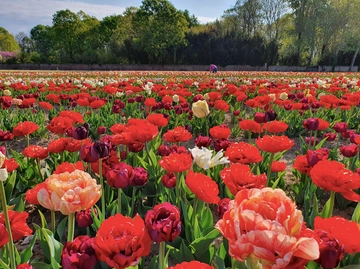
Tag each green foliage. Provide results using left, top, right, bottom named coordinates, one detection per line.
left=0, top=27, right=20, bottom=52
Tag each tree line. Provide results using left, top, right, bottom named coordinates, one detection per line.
left=1, top=0, right=359, bottom=69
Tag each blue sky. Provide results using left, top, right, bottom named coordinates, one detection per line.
left=0, top=0, right=235, bottom=36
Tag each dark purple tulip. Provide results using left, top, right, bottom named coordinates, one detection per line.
left=158, top=144, right=170, bottom=156
left=90, top=141, right=110, bottom=159
left=97, top=126, right=106, bottom=135
left=284, top=104, right=292, bottom=110
left=128, top=98, right=135, bottom=104
left=0, top=146, right=6, bottom=156
left=80, top=144, right=99, bottom=163
left=73, top=123, right=90, bottom=140
left=315, top=230, right=344, bottom=269
left=112, top=105, right=121, bottom=114
left=303, top=118, right=319, bottom=131
left=264, top=110, right=277, bottom=122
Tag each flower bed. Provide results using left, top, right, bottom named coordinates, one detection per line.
left=0, top=70, right=359, bottom=269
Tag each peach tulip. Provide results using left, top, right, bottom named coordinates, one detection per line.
left=37, top=170, right=101, bottom=215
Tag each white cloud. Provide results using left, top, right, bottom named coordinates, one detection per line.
left=0, top=0, right=126, bottom=24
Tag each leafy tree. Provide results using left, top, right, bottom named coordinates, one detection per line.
left=30, top=25, right=56, bottom=63
left=0, top=27, right=20, bottom=52
left=15, top=32, right=35, bottom=63
left=133, top=0, right=189, bottom=64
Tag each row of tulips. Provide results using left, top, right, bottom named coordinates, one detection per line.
left=0, top=71, right=359, bottom=269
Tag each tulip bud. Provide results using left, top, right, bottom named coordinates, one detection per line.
left=213, top=138, right=231, bottom=152
left=0, top=168, right=8, bottom=182
left=76, top=208, right=94, bottom=228
left=194, top=135, right=212, bottom=148
left=303, top=118, right=319, bottom=131
left=97, top=126, right=106, bottom=135
left=91, top=141, right=110, bottom=159
left=158, top=144, right=170, bottom=156
left=305, top=137, right=318, bottom=147
left=254, top=112, right=265, bottom=124
left=315, top=229, right=344, bottom=269
left=106, top=163, right=133, bottom=189
left=306, top=148, right=329, bottom=166
left=73, top=124, right=90, bottom=140
left=131, top=167, right=148, bottom=187
left=161, top=172, right=176, bottom=188
left=217, top=198, right=231, bottom=219
left=334, top=122, right=348, bottom=133
left=192, top=100, right=210, bottom=118
left=128, top=142, right=145, bottom=153
left=340, top=144, right=359, bottom=158
left=323, top=132, right=336, bottom=141
left=0, top=151, right=5, bottom=167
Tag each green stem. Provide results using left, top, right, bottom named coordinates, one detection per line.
left=117, top=188, right=122, bottom=214
left=328, top=190, right=336, bottom=218
left=51, top=210, right=56, bottom=234
left=192, top=197, right=199, bottom=241
left=266, top=153, right=275, bottom=187
left=0, top=182, right=15, bottom=269
left=67, top=213, right=75, bottom=242
left=175, top=172, right=181, bottom=209
left=130, top=187, right=137, bottom=217
left=98, top=158, right=106, bottom=217
left=204, top=116, right=209, bottom=137
left=158, top=241, right=166, bottom=269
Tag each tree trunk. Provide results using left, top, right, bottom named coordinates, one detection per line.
left=349, top=47, right=359, bottom=71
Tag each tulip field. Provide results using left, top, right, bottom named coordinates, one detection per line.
left=0, top=70, right=360, bottom=269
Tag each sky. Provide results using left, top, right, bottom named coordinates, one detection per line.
left=0, top=0, right=235, bottom=36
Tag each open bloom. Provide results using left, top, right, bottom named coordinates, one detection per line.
left=215, top=188, right=319, bottom=268
left=220, top=163, right=267, bottom=195
left=159, top=153, right=193, bottom=173
left=256, top=135, right=294, bottom=153
left=37, top=170, right=102, bottom=215
left=0, top=210, right=32, bottom=241
left=94, top=214, right=151, bottom=269
left=225, top=142, right=262, bottom=164
left=310, top=160, right=360, bottom=202
left=189, top=146, right=229, bottom=170
left=167, top=261, right=214, bottom=269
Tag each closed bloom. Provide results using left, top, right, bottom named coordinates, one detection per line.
left=185, top=170, right=220, bottom=204
left=256, top=135, right=294, bottom=153
left=72, top=123, right=90, bottom=140
left=16, top=263, right=33, bottom=269
left=215, top=188, right=319, bottom=268
left=340, top=144, right=359, bottom=158
left=303, top=118, right=319, bottom=131
left=106, top=163, right=133, bottom=189
left=310, top=160, right=360, bottom=202
left=131, top=167, right=148, bottom=187
left=145, top=202, right=181, bottom=243
left=94, top=214, right=151, bottom=269
left=161, top=172, right=176, bottom=189
left=194, top=135, right=212, bottom=148
left=0, top=151, right=6, bottom=181
left=192, top=100, right=210, bottom=118
left=61, top=235, right=98, bottom=269
left=189, top=146, right=229, bottom=170
left=37, top=170, right=102, bottom=215
left=76, top=208, right=94, bottom=228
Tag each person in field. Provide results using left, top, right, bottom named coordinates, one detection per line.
left=210, top=64, right=218, bottom=73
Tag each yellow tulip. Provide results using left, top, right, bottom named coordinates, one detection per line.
left=192, top=100, right=210, bottom=118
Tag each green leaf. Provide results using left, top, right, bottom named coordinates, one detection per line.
left=189, top=229, right=220, bottom=259
left=33, top=224, right=63, bottom=269
left=148, top=255, right=159, bottom=269
left=341, top=266, right=360, bottom=269
left=179, top=240, right=195, bottom=262
left=20, top=233, right=37, bottom=263
left=198, top=207, right=213, bottom=231
left=351, top=202, right=360, bottom=223
left=56, top=216, right=68, bottom=242
left=38, top=210, right=48, bottom=229
left=0, top=259, right=10, bottom=269
left=29, top=262, right=52, bottom=269
left=4, top=171, right=17, bottom=202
